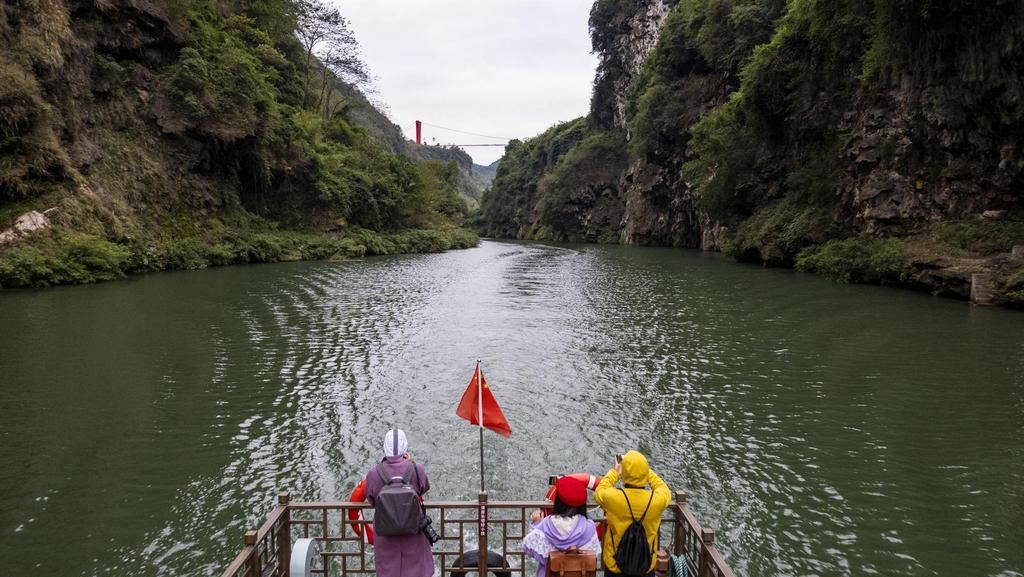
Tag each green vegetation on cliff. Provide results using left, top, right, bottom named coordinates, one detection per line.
left=480, top=0, right=1024, bottom=306
left=478, top=118, right=626, bottom=242
left=0, top=0, right=477, bottom=289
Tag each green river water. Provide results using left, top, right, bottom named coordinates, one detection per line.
left=0, top=240, right=1022, bottom=577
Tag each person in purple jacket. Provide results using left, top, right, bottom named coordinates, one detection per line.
left=363, top=428, right=434, bottom=577
left=522, top=476, right=601, bottom=577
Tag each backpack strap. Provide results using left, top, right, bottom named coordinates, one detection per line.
left=618, top=488, right=637, bottom=522
left=638, top=489, right=655, bottom=521
left=375, top=463, right=390, bottom=485
left=377, top=461, right=418, bottom=486
left=610, top=488, right=633, bottom=554
left=637, top=489, right=658, bottom=557
left=400, top=460, right=416, bottom=484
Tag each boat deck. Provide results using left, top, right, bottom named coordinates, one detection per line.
left=222, top=490, right=735, bottom=577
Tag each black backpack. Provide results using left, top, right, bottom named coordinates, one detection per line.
left=373, top=460, right=422, bottom=536
left=612, top=488, right=655, bottom=576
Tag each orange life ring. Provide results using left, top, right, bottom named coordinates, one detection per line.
left=349, top=479, right=375, bottom=545
left=543, top=473, right=606, bottom=541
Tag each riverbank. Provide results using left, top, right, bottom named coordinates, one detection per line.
left=477, top=1, right=1023, bottom=309
left=0, top=213, right=478, bottom=289
left=717, top=214, right=1024, bottom=308
left=1, top=0, right=482, bottom=292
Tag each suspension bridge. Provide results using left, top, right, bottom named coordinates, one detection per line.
left=415, top=120, right=513, bottom=148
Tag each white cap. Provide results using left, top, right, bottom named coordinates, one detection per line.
left=383, top=427, right=408, bottom=457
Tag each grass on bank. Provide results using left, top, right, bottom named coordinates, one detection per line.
left=926, top=219, right=1024, bottom=257
left=1006, top=268, right=1024, bottom=302
left=0, top=225, right=478, bottom=288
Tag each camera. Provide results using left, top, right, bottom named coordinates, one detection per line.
left=419, top=514, right=440, bottom=545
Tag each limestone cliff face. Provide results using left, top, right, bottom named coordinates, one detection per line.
left=592, top=0, right=740, bottom=248
left=844, top=60, right=1024, bottom=235
left=616, top=72, right=733, bottom=248
left=589, top=0, right=692, bottom=247
left=481, top=1, right=1024, bottom=306
left=590, top=0, right=674, bottom=130
left=1, top=0, right=478, bottom=288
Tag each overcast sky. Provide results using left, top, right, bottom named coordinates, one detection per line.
left=339, top=1, right=599, bottom=165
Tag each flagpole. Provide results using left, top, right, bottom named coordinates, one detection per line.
left=475, top=360, right=488, bottom=577
left=476, top=359, right=485, bottom=492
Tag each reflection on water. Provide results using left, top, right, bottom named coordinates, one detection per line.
left=0, top=240, right=1022, bottom=577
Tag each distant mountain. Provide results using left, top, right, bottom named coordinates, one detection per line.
left=471, top=160, right=501, bottom=188
left=473, top=158, right=501, bottom=181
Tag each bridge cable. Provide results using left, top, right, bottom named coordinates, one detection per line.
left=419, top=121, right=515, bottom=142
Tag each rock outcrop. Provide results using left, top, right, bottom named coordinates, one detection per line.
left=480, top=0, right=1024, bottom=307
left=0, top=210, right=55, bottom=245
left=0, top=0, right=477, bottom=288
left=590, top=0, right=675, bottom=130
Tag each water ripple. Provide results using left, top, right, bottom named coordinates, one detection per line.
left=0, top=242, right=1021, bottom=577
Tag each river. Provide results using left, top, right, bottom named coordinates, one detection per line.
left=0, top=240, right=1021, bottom=577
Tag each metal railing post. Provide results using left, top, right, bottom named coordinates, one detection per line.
left=701, top=528, right=715, bottom=577
left=244, top=530, right=258, bottom=577
left=278, top=492, right=291, bottom=577
left=657, top=549, right=671, bottom=576
left=674, top=491, right=687, bottom=556
left=478, top=491, right=488, bottom=577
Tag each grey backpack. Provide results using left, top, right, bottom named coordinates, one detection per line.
left=372, top=428, right=422, bottom=536
left=373, top=461, right=421, bottom=535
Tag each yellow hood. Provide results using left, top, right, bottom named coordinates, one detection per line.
left=620, top=450, right=649, bottom=486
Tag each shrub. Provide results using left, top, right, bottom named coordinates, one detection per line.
left=60, top=234, right=130, bottom=281
left=161, top=16, right=279, bottom=140
left=445, top=227, right=480, bottom=249
left=206, top=242, right=238, bottom=266
left=726, top=198, right=834, bottom=263
left=478, top=118, right=591, bottom=238
left=392, top=230, right=451, bottom=253
left=166, top=237, right=211, bottom=270
left=0, top=244, right=59, bottom=287
left=683, top=92, right=763, bottom=221
left=932, top=219, right=1024, bottom=256
left=796, top=236, right=908, bottom=283
left=338, top=238, right=366, bottom=257
left=347, top=228, right=395, bottom=255
left=0, top=233, right=129, bottom=287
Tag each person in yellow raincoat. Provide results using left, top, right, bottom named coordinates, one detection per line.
left=594, top=450, right=671, bottom=576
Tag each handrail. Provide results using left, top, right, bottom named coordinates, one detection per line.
left=220, top=491, right=737, bottom=577
left=670, top=491, right=736, bottom=577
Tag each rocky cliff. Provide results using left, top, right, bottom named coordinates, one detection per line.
left=0, top=0, right=476, bottom=288
left=480, top=0, right=1024, bottom=307
left=590, top=0, right=675, bottom=130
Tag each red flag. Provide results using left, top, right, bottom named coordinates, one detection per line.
left=456, top=364, right=512, bottom=438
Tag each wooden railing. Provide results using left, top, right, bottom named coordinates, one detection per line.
left=221, top=490, right=736, bottom=577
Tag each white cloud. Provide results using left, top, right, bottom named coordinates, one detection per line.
left=337, top=0, right=598, bottom=164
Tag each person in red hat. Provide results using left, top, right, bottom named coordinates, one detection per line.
left=522, top=476, right=601, bottom=577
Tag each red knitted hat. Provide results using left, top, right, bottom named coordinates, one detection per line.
left=554, top=476, right=587, bottom=507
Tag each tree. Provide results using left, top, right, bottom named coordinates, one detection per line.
left=295, top=0, right=370, bottom=114
left=317, top=41, right=371, bottom=118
